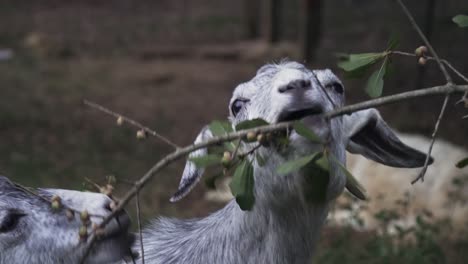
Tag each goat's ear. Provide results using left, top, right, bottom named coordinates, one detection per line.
left=343, top=109, right=433, bottom=168
left=170, top=126, right=213, bottom=202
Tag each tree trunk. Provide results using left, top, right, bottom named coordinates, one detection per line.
left=263, top=0, right=281, bottom=43
left=299, top=0, right=323, bottom=62
left=244, top=0, right=261, bottom=39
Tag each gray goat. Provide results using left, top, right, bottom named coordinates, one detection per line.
left=138, top=61, right=430, bottom=264
left=0, top=176, right=133, bottom=264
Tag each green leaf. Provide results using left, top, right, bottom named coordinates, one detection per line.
left=456, top=157, right=468, bottom=168
left=189, top=154, right=221, bottom=168
left=235, top=118, right=269, bottom=131
left=204, top=173, right=222, bottom=190
left=315, top=153, right=330, bottom=172
left=208, top=120, right=236, bottom=151
left=337, top=52, right=385, bottom=72
left=301, top=151, right=330, bottom=203
left=209, top=120, right=233, bottom=136
left=453, top=15, right=468, bottom=28
left=293, top=121, right=321, bottom=143
left=255, top=153, right=266, bottom=167
left=329, top=154, right=367, bottom=200
left=365, top=57, right=388, bottom=98
left=387, top=34, right=400, bottom=51
left=276, top=152, right=322, bottom=176
left=229, top=160, right=255, bottom=210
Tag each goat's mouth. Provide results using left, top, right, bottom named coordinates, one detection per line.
left=277, top=105, right=324, bottom=123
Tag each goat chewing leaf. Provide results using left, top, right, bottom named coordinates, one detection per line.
left=189, top=154, right=222, bottom=168
left=453, top=15, right=468, bottom=28
left=365, top=57, right=388, bottom=98
left=235, top=118, right=269, bottom=131
left=337, top=52, right=384, bottom=72
left=456, top=157, right=468, bottom=168
left=229, top=160, right=255, bottom=210
left=293, top=121, right=321, bottom=143
left=277, top=152, right=322, bottom=176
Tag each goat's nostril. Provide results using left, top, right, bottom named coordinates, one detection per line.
left=104, top=201, right=113, bottom=212
left=278, top=79, right=311, bottom=93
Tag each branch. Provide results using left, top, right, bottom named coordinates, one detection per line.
left=326, top=84, right=468, bottom=118
left=411, top=94, right=450, bottom=184
left=395, top=0, right=453, bottom=84
left=79, top=82, right=468, bottom=262
left=135, top=191, right=145, bottom=264
left=83, top=100, right=180, bottom=149
left=391, top=51, right=468, bottom=83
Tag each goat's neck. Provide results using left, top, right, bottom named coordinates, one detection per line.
left=142, top=146, right=345, bottom=264
left=142, top=194, right=330, bottom=264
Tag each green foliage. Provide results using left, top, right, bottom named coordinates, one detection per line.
left=255, top=152, right=266, bottom=167
left=209, top=120, right=236, bottom=151
left=456, top=157, right=468, bottom=168
left=337, top=53, right=385, bottom=72
left=337, top=37, right=400, bottom=98
left=293, top=121, right=322, bottom=143
left=208, top=120, right=233, bottom=136
left=235, top=118, right=269, bottom=131
left=276, top=152, right=322, bottom=176
left=365, top=57, right=388, bottom=98
left=330, top=154, right=367, bottom=200
left=453, top=15, right=468, bottom=28
left=189, top=154, right=221, bottom=168
left=229, top=159, right=255, bottom=210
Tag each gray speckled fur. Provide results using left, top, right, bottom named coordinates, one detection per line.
left=0, top=176, right=132, bottom=264
left=137, top=61, right=427, bottom=264
left=138, top=61, right=346, bottom=264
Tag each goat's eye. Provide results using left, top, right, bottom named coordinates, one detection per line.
left=231, top=99, right=249, bottom=117
left=326, top=82, right=344, bottom=94
left=0, top=211, right=25, bottom=233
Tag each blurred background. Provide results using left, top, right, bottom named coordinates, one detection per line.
left=0, top=0, right=467, bottom=263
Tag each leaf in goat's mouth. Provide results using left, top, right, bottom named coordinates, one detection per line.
left=277, top=106, right=324, bottom=122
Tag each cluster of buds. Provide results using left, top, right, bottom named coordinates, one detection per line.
left=50, top=195, right=62, bottom=211
left=414, top=45, right=428, bottom=65
left=221, top=151, right=232, bottom=168
left=78, top=210, right=91, bottom=242
left=136, top=129, right=146, bottom=140
left=244, top=131, right=273, bottom=147
left=99, top=184, right=114, bottom=197
left=116, top=115, right=147, bottom=140
left=78, top=226, right=88, bottom=242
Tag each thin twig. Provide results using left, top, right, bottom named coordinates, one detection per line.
left=327, top=84, right=467, bottom=118
left=13, top=182, right=103, bottom=218
left=136, top=191, right=145, bottom=264
left=395, top=0, right=453, bottom=84
left=411, top=94, right=450, bottom=184
left=79, top=82, right=468, bottom=262
left=311, top=70, right=338, bottom=109
left=83, top=100, right=180, bottom=149
left=391, top=51, right=468, bottom=83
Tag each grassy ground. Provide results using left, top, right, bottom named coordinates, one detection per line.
left=0, top=0, right=467, bottom=262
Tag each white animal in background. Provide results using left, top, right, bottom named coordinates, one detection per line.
left=207, top=133, right=468, bottom=233
left=332, top=133, right=468, bottom=232
left=136, top=61, right=428, bottom=263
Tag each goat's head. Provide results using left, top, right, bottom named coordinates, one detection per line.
left=0, top=176, right=134, bottom=264
left=171, top=61, right=431, bottom=207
